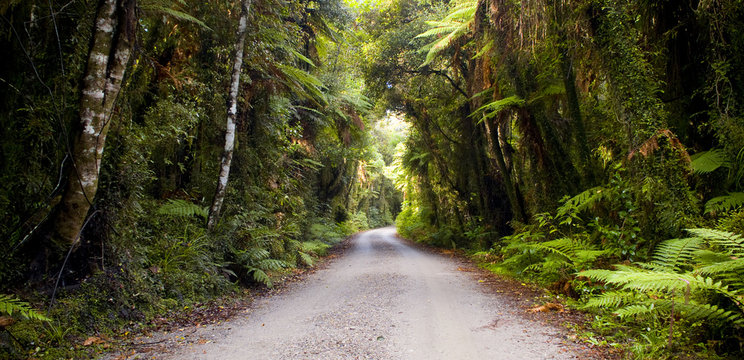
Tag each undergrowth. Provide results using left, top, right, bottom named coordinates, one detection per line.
left=0, top=198, right=357, bottom=359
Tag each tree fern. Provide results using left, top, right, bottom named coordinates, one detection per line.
left=158, top=199, right=208, bottom=219
left=471, top=96, right=525, bottom=121
left=0, top=294, right=50, bottom=322
left=276, top=64, right=327, bottom=106
left=415, top=0, right=478, bottom=66
left=140, top=0, right=212, bottom=31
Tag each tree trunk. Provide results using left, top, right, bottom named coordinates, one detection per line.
left=53, top=0, right=135, bottom=247
left=483, top=115, right=527, bottom=223
left=207, top=0, right=251, bottom=229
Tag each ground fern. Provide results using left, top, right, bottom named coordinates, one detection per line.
left=0, top=294, right=50, bottom=322
left=579, top=228, right=744, bottom=331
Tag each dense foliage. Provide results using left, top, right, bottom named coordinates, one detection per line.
left=0, top=0, right=400, bottom=357
left=360, top=0, right=744, bottom=358
left=3, top=0, right=744, bottom=358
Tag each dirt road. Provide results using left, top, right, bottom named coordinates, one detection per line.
left=151, top=227, right=583, bottom=359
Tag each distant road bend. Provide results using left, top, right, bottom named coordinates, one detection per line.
left=161, top=227, right=582, bottom=359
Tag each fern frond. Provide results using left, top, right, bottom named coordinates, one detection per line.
left=415, top=24, right=463, bottom=39
left=650, top=238, right=704, bottom=271
left=140, top=5, right=212, bottom=31
left=690, top=149, right=728, bottom=174
left=297, top=251, right=315, bottom=267
left=442, top=1, right=478, bottom=22
left=0, top=294, right=50, bottom=322
left=248, top=268, right=272, bottom=287
left=704, top=193, right=744, bottom=214
left=615, top=303, right=657, bottom=319
left=694, top=249, right=734, bottom=265
left=289, top=48, right=316, bottom=68
left=523, top=263, right=544, bottom=272
left=472, top=96, right=525, bottom=120
left=242, top=248, right=270, bottom=262
left=582, top=291, right=637, bottom=309
left=277, top=64, right=327, bottom=106
left=578, top=269, right=618, bottom=283
left=697, top=258, right=744, bottom=277
left=472, top=40, right=493, bottom=59
left=257, top=259, right=288, bottom=272
left=529, top=238, right=574, bottom=261
left=557, top=186, right=608, bottom=217
left=675, top=302, right=744, bottom=326
left=687, top=228, right=744, bottom=256
left=158, top=199, right=208, bottom=219
left=421, top=21, right=473, bottom=66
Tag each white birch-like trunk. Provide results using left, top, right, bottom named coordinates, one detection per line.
left=53, top=0, right=134, bottom=246
left=207, top=0, right=251, bottom=229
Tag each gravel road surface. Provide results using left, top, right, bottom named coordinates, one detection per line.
left=154, top=227, right=581, bottom=359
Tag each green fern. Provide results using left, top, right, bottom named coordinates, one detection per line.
left=0, top=294, right=50, bottom=322
left=687, top=228, right=744, bottom=256
left=690, top=148, right=728, bottom=174
left=233, top=233, right=290, bottom=288
left=582, top=291, right=638, bottom=309
left=705, top=192, right=744, bottom=214
left=415, top=0, right=478, bottom=66
left=140, top=1, right=212, bottom=31
left=579, top=228, right=744, bottom=329
left=277, top=64, right=327, bottom=106
left=471, top=96, right=525, bottom=121
left=649, top=238, right=703, bottom=271
left=158, top=199, right=208, bottom=219
left=556, top=186, right=609, bottom=217
left=297, top=251, right=315, bottom=267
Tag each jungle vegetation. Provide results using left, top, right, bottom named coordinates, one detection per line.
left=1, top=0, right=743, bottom=358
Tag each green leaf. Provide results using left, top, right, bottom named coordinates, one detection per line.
left=690, top=149, right=728, bottom=174
left=705, top=192, right=744, bottom=214
left=0, top=294, right=51, bottom=322
left=471, top=96, right=525, bottom=121
left=158, top=199, right=208, bottom=219
left=141, top=5, right=212, bottom=31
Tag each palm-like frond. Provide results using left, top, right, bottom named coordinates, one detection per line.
left=690, top=149, right=728, bottom=174
left=140, top=1, right=212, bottom=31
left=415, top=0, right=478, bottom=66
left=277, top=64, right=327, bottom=106
left=471, top=96, right=525, bottom=121
left=582, top=291, right=638, bottom=309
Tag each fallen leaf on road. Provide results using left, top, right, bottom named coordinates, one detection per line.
left=527, top=303, right=564, bottom=313
left=83, top=336, right=106, bottom=346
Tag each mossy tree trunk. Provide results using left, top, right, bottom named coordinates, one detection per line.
left=53, top=0, right=135, bottom=248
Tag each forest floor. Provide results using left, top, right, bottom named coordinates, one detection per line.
left=103, top=227, right=619, bottom=359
